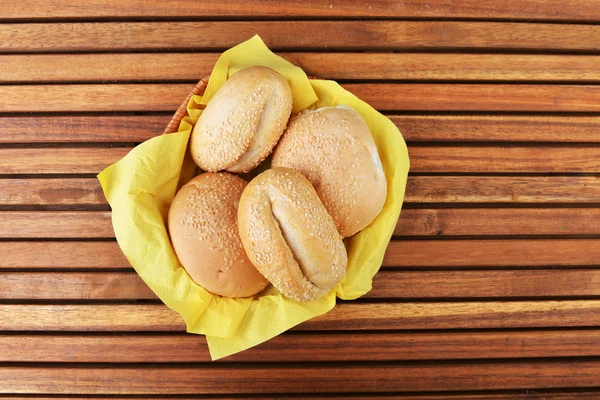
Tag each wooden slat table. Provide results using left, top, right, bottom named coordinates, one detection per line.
left=1, top=0, right=600, bottom=397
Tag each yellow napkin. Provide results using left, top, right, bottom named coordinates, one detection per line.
left=98, top=35, right=409, bottom=360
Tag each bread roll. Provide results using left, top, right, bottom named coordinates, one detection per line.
left=168, top=172, right=269, bottom=298
left=238, top=168, right=347, bottom=302
left=272, top=105, right=387, bottom=237
left=190, top=66, right=293, bottom=173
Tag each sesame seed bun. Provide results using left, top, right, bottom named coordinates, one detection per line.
left=237, top=167, right=347, bottom=302
left=190, top=66, right=293, bottom=173
left=271, top=105, right=387, bottom=237
left=168, top=172, right=269, bottom=298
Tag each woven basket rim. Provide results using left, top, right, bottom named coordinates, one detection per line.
left=162, top=74, right=211, bottom=135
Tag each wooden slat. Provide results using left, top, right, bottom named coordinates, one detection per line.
left=2, top=208, right=598, bottom=238
left=0, top=272, right=154, bottom=300
left=2, top=22, right=599, bottom=52
left=386, top=239, right=600, bottom=267
left=394, top=208, right=600, bottom=236
left=302, top=301, right=600, bottom=331
left=345, top=84, right=600, bottom=112
left=3, top=301, right=600, bottom=331
left=0, top=395, right=595, bottom=400
left=4, top=84, right=600, bottom=113
left=3, top=146, right=600, bottom=175
left=0, top=148, right=131, bottom=174
left=370, top=270, right=600, bottom=298
left=2, top=0, right=599, bottom=21
left=3, top=270, right=600, bottom=300
left=0, top=115, right=168, bottom=143
left=394, top=115, right=600, bottom=143
left=4, top=176, right=600, bottom=206
left=410, top=146, right=600, bottom=173
left=290, top=53, right=600, bottom=82
left=2, top=239, right=597, bottom=270
left=4, top=361, right=600, bottom=393
left=0, top=178, right=106, bottom=205
left=0, top=84, right=190, bottom=113
left=0, top=241, right=130, bottom=269
left=3, top=329, right=600, bottom=363
left=3, top=115, right=600, bottom=143
left=4, top=53, right=600, bottom=83
left=405, top=176, right=600, bottom=203
left=0, top=395, right=596, bottom=400
left=0, top=212, right=114, bottom=238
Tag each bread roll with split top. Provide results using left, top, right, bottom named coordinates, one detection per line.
left=237, top=167, right=347, bottom=302
left=168, top=172, right=269, bottom=298
left=190, top=66, right=293, bottom=173
left=272, top=105, right=387, bottom=237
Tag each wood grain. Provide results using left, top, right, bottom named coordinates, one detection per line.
left=2, top=330, right=600, bottom=362
left=0, top=272, right=155, bottom=300
left=4, top=361, right=600, bottom=393
left=0, top=212, right=113, bottom=238
left=0, top=178, right=106, bottom=205
left=3, top=270, right=600, bottom=300
left=370, top=270, right=600, bottom=298
left=2, top=22, right=599, bottom=52
left=345, top=84, right=600, bottom=112
left=386, top=239, right=600, bottom=267
left=0, top=393, right=596, bottom=400
left=4, top=84, right=600, bottom=112
left=405, top=176, right=600, bottom=203
left=0, top=115, right=168, bottom=143
left=4, top=53, right=600, bottom=83
left=3, top=115, right=600, bottom=143
left=395, top=208, right=600, bottom=236
left=301, top=301, right=600, bottom=331
left=393, top=115, right=600, bottom=143
left=0, top=148, right=131, bottom=174
left=3, top=208, right=598, bottom=238
left=2, top=0, right=599, bottom=21
left=0, top=241, right=130, bottom=269
left=2, top=2, right=600, bottom=397
left=3, top=301, right=600, bottom=331
left=3, top=146, right=600, bottom=175
left=409, top=146, right=600, bottom=173
left=4, top=176, right=599, bottom=205
left=0, top=84, right=191, bottom=113
left=2, top=239, right=597, bottom=270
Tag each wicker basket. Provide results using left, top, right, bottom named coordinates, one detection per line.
left=162, top=74, right=210, bottom=135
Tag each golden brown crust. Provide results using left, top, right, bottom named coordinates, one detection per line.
left=272, top=105, right=387, bottom=237
left=190, top=66, right=293, bottom=173
left=238, top=168, right=347, bottom=302
left=168, top=172, right=269, bottom=298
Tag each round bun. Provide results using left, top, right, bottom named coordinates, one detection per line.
left=190, top=66, right=293, bottom=173
left=168, top=172, right=269, bottom=298
left=272, top=105, right=387, bottom=237
left=238, top=167, right=347, bottom=302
